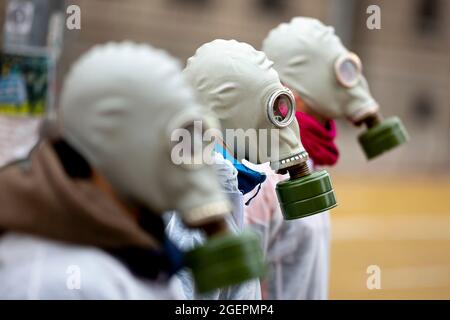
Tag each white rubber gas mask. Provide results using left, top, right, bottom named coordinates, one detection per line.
left=263, top=17, right=408, bottom=160
left=59, top=43, right=230, bottom=227
left=262, top=17, right=379, bottom=123
left=183, top=39, right=307, bottom=172
left=184, top=40, right=337, bottom=219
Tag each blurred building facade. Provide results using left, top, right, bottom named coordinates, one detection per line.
left=345, top=0, right=450, bottom=175
left=1, top=0, right=449, bottom=175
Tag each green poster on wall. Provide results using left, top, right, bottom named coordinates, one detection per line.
left=0, top=52, right=49, bottom=116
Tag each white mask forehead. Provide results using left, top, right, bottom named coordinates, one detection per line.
left=263, top=17, right=346, bottom=91
left=184, top=39, right=283, bottom=122
left=263, top=17, right=378, bottom=121
left=62, top=42, right=194, bottom=118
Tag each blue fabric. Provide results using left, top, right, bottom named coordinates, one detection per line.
left=214, top=144, right=266, bottom=195
left=108, top=237, right=185, bottom=281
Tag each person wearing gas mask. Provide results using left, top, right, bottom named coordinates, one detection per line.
left=173, top=39, right=336, bottom=300
left=254, top=17, right=408, bottom=300
left=263, top=17, right=408, bottom=160
left=242, top=109, right=335, bottom=300
left=166, top=147, right=263, bottom=299
left=0, top=42, right=264, bottom=299
left=242, top=104, right=334, bottom=299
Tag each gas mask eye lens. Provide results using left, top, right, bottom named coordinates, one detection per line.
left=335, top=53, right=362, bottom=88
left=267, top=89, right=295, bottom=128
left=274, top=96, right=290, bottom=122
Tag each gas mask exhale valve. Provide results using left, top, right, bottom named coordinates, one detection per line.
left=58, top=42, right=265, bottom=295
left=357, top=112, right=409, bottom=160
left=185, top=230, right=265, bottom=293
left=274, top=152, right=337, bottom=220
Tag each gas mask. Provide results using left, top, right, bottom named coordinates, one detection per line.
left=184, top=39, right=337, bottom=220
left=59, top=42, right=230, bottom=227
left=263, top=17, right=408, bottom=159
left=59, top=43, right=265, bottom=292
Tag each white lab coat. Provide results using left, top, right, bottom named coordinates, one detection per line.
left=244, top=161, right=331, bottom=300
left=0, top=232, right=180, bottom=299
left=166, top=152, right=262, bottom=300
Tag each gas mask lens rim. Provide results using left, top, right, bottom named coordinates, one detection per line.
left=267, top=88, right=296, bottom=128
left=334, top=52, right=362, bottom=88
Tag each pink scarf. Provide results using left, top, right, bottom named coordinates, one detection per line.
left=295, top=111, right=339, bottom=166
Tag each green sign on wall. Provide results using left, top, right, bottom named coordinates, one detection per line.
left=0, top=52, right=49, bottom=116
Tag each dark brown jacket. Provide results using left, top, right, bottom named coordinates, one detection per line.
left=0, top=142, right=158, bottom=250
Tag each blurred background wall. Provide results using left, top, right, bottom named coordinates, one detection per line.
left=2, top=0, right=448, bottom=175
left=1, top=0, right=449, bottom=299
